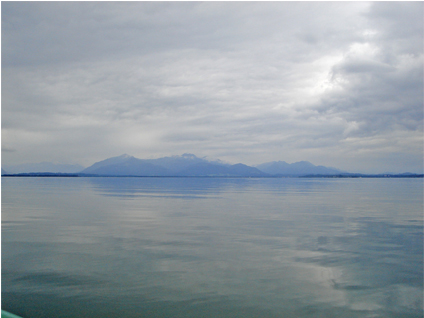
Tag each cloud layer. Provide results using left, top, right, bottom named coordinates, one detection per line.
left=2, top=2, right=423, bottom=173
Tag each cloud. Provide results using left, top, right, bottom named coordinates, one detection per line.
left=316, top=4, right=423, bottom=138
left=1, top=2, right=422, bottom=173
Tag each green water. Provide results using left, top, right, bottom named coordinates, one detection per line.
left=2, top=177, right=423, bottom=317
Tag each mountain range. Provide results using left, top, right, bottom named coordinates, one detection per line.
left=256, top=160, right=342, bottom=176
left=80, top=154, right=268, bottom=177
left=2, top=153, right=346, bottom=177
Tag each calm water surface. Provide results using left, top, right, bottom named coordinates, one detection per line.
left=2, top=177, right=423, bottom=317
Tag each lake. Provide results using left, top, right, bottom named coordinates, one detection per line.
left=2, top=177, right=423, bottom=318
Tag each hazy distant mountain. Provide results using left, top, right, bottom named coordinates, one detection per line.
left=176, top=162, right=267, bottom=177
left=228, top=163, right=269, bottom=177
left=81, top=154, right=267, bottom=177
left=175, top=162, right=231, bottom=176
left=2, top=162, right=85, bottom=174
left=144, top=153, right=225, bottom=171
left=81, top=154, right=133, bottom=173
left=255, top=160, right=343, bottom=176
left=4, top=154, right=347, bottom=177
left=81, top=155, right=171, bottom=176
left=1, top=168, right=7, bottom=175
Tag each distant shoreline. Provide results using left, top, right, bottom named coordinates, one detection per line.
left=2, top=173, right=423, bottom=178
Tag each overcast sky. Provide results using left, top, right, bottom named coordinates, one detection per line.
left=2, top=2, right=423, bottom=173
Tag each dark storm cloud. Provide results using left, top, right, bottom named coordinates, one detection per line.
left=2, top=2, right=422, bottom=173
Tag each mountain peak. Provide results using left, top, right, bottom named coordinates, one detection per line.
left=181, top=153, right=199, bottom=159
left=118, top=154, right=133, bottom=159
left=81, top=154, right=136, bottom=174
left=292, top=161, right=314, bottom=167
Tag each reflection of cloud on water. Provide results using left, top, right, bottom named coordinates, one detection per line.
left=293, top=217, right=423, bottom=314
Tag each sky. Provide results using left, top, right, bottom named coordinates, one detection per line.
left=2, top=1, right=423, bottom=173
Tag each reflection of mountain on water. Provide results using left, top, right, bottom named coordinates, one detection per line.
left=86, top=177, right=333, bottom=199
left=86, top=177, right=239, bottom=198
